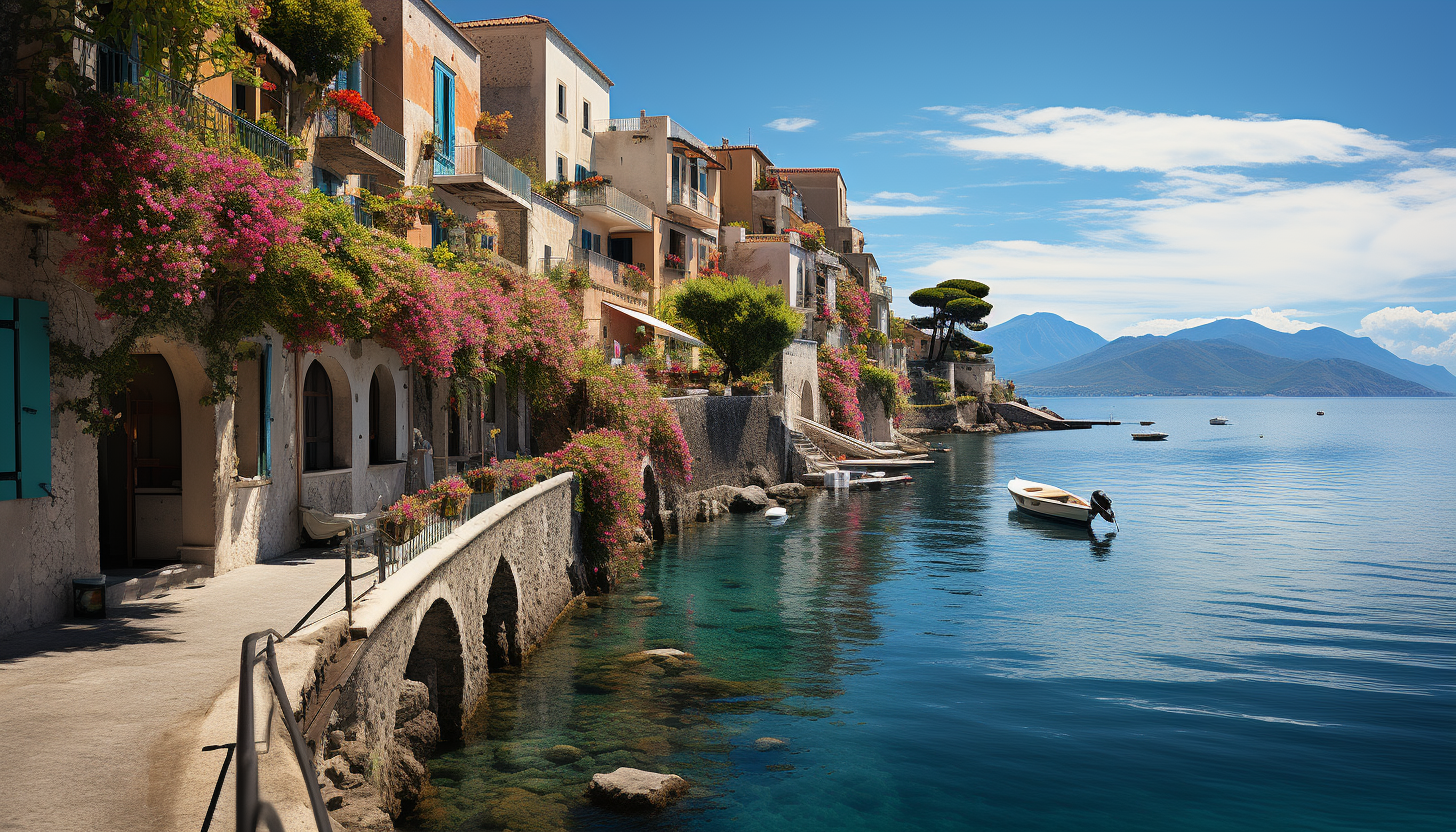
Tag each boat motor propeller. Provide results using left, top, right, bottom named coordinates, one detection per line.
left=1091, top=490, right=1116, bottom=528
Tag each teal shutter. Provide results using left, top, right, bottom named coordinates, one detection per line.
left=259, top=341, right=272, bottom=479
left=0, top=299, right=16, bottom=501
left=16, top=299, right=50, bottom=498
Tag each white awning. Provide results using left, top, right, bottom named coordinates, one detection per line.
left=601, top=301, right=706, bottom=348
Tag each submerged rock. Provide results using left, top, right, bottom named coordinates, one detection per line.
left=631, top=595, right=659, bottom=604
left=542, top=744, right=586, bottom=764
left=586, top=767, right=690, bottom=810
left=622, top=648, right=692, bottom=662
left=753, top=737, right=789, bottom=751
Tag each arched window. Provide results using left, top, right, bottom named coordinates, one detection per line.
left=303, top=361, right=333, bottom=471
left=368, top=366, right=398, bottom=464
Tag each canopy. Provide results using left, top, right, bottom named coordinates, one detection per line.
left=601, top=301, right=706, bottom=348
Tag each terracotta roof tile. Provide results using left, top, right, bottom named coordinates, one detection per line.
left=456, top=15, right=613, bottom=86
left=773, top=167, right=841, bottom=173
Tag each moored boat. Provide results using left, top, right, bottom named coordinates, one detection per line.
left=1007, top=477, right=1115, bottom=526
left=1209, top=417, right=1230, bottom=425
left=1132, top=432, right=1168, bottom=441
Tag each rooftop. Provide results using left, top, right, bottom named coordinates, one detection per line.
left=773, top=167, right=841, bottom=174
left=456, top=14, right=613, bottom=87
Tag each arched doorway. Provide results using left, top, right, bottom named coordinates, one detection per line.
left=404, top=599, right=466, bottom=741
left=641, top=463, right=664, bottom=543
left=799, top=380, right=814, bottom=425
left=302, top=361, right=334, bottom=471
left=483, top=559, right=520, bottom=670
left=98, top=355, right=183, bottom=568
left=369, top=366, right=398, bottom=464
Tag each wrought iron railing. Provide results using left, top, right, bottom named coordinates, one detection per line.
left=375, top=492, right=494, bottom=581
left=448, top=144, right=532, bottom=203
left=669, top=182, right=718, bottom=221
left=87, top=40, right=294, bottom=167
left=317, top=106, right=405, bottom=170
left=569, top=244, right=621, bottom=284
left=433, top=150, right=456, bottom=177
left=566, top=184, right=652, bottom=230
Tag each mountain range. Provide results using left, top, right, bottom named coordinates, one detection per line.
left=978, top=313, right=1109, bottom=377
left=1014, top=337, right=1449, bottom=397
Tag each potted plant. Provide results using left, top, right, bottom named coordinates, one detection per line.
left=463, top=465, right=497, bottom=494
left=430, top=476, right=472, bottom=518
left=621, top=263, right=651, bottom=294
left=380, top=493, right=429, bottom=543
left=420, top=131, right=441, bottom=160
left=326, top=89, right=379, bottom=138
left=663, top=252, right=684, bottom=270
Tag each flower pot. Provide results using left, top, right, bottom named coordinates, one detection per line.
left=422, top=142, right=436, bottom=160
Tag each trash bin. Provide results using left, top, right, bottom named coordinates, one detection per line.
left=72, top=576, right=107, bottom=618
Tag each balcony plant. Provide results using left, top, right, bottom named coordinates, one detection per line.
left=575, top=174, right=607, bottom=189
left=474, top=110, right=512, bottom=143
left=420, top=130, right=442, bottom=160
left=663, top=253, right=684, bottom=269
left=730, top=370, right=772, bottom=396
left=325, top=88, right=378, bottom=136
left=788, top=221, right=825, bottom=252
left=463, top=466, right=497, bottom=494
left=429, top=475, right=472, bottom=517
left=380, top=493, right=431, bottom=542
left=622, top=263, right=651, bottom=294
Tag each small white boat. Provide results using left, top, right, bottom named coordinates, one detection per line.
left=764, top=506, right=787, bottom=519
left=1209, top=417, right=1230, bottom=425
left=1007, top=477, right=1115, bottom=526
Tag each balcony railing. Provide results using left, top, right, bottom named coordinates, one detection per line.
left=318, top=106, right=405, bottom=170
left=86, top=40, right=293, bottom=167
left=447, top=144, right=532, bottom=203
left=669, top=182, right=718, bottom=222
left=566, top=184, right=652, bottom=230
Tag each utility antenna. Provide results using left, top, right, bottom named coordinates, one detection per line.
left=747, top=127, right=751, bottom=144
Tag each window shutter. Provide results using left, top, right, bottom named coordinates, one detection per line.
left=0, top=299, right=16, bottom=501
left=0, top=297, right=50, bottom=501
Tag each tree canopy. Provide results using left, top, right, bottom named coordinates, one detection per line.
left=908, top=278, right=995, bottom=361
left=665, top=276, right=802, bottom=378
left=260, top=0, right=380, bottom=83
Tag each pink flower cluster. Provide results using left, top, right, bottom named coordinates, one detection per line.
left=546, top=429, right=646, bottom=580
left=818, top=345, right=864, bottom=436
left=837, top=281, right=872, bottom=342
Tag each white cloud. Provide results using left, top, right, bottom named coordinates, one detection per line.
left=871, top=191, right=937, bottom=203
left=909, top=164, right=1456, bottom=331
left=1357, top=306, right=1456, bottom=369
left=848, top=201, right=959, bottom=219
left=766, top=117, right=817, bottom=132
left=1118, top=308, right=1319, bottom=337
left=929, top=106, right=1407, bottom=171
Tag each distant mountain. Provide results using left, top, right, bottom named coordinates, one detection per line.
left=1016, top=337, right=1450, bottom=397
left=1168, top=318, right=1456, bottom=394
left=979, top=312, right=1108, bottom=377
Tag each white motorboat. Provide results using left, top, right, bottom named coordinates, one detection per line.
left=1007, top=477, right=1115, bottom=526
left=1209, top=417, right=1230, bottom=425
left=1132, top=432, right=1168, bottom=441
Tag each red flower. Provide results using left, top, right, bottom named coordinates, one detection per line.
left=326, top=89, right=379, bottom=128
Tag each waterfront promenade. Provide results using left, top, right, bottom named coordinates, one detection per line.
left=0, top=554, right=356, bottom=832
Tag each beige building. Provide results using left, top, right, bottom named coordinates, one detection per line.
left=715, top=145, right=806, bottom=235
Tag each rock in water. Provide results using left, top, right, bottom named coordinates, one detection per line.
left=586, top=767, right=690, bottom=810
left=394, top=679, right=430, bottom=728
left=729, top=486, right=770, bottom=513
left=765, top=482, right=807, bottom=501
left=753, top=737, right=789, bottom=751
left=543, top=744, right=586, bottom=764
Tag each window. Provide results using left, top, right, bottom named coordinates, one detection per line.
left=235, top=342, right=272, bottom=478
left=696, top=159, right=707, bottom=194
left=668, top=229, right=686, bottom=264
left=582, top=100, right=591, bottom=131
left=302, top=361, right=333, bottom=471
left=575, top=163, right=587, bottom=182
left=556, top=155, right=566, bottom=182
left=581, top=229, right=591, bottom=251
left=234, top=83, right=249, bottom=115
left=432, top=60, right=456, bottom=174
left=843, top=239, right=852, bottom=254
left=0, top=297, right=51, bottom=500
left=313, top=166, right=344, bottom=196
left=557, top=82, right=566, bottom=117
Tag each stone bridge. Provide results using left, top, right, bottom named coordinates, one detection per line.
left=310, top=472, right=585, bottom=824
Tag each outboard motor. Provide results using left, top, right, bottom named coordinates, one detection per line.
left=1090, top=490, right=1115, bottom=524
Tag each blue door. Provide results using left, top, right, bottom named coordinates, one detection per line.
left=433, top=60, right=456, bottom=175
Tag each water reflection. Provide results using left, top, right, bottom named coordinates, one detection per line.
left=1004, top=510, right=1116, bottom=559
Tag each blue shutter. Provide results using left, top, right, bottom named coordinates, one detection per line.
left=581, top=229, right=591, bottom=250
left=346, top=59, right=361, bottom=92
left=0, top=299, right=16, bottom=501
left=259, top=341, right=272, bottom=479
left=16, top=299, right=50, bottom=498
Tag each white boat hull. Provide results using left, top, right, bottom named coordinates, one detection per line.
left=1007, top=477, right=1096, bottom=525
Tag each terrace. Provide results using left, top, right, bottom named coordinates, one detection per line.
left=566, top=184, right=653, bottom=232
left=314, top=106, right=406, bottom=183
left=433, top=144, right=532, bottom=211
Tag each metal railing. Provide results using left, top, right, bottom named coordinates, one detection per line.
left=448, top=144, right=532, bottom=203
left=236, top=630, right=331, bottom=832
left=433, top=150, right=456, bottom=177
left=569, top=244, right=621, bottom=284
left=566, top=184, right=652, bottom=230
left=670, top=182, right=718, bottom=221
left=593, top=116, right=645, bottom=133
left=86, top=40, right=294, bottom=167
left=375, top=492, right=493, bottom=581
left=317, top=106, right=406, bottom=170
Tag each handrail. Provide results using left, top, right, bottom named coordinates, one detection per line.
left=236, top=630, right=332, bottom=832
left=317, top=106, right=406, bottom=170
left=669, top=182, right=718, bottom=221
left=448, top=144, right=532, bottom=204
left=566, top=184, right=652, bottom=230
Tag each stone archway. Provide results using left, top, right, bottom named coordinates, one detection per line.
left=484, top=558, right=521, bottom=670
left=641, top=461, right=664, bottom=543
left=404, top=598, right=466, bottom=741
left=799, top=380, right=815, bottom=425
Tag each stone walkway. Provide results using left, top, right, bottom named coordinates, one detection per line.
left=0, top=552, right=367, bottom=832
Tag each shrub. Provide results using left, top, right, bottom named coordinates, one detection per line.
left=492, top=456, right=555, bottom=493
left=548, top=430, right=645, bottom=580
left=463, top=466, right=497, bottom=494
left=818, top=345, right=864, bottom=435
left=837, top=278, right=871, bottom=342
left=665, top=275, right=802, bottom=378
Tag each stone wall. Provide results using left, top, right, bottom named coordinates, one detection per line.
left=774, top=339, right=819, bottom=428
left=664, top=395, right=794, bottom=529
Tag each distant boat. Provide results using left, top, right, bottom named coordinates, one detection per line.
left=1317, top=411, right=1325, bottom=416
left=765, top=507, right=787, bottom=519
left=1209, top=417, right=1230, bottom=425
left=1007, top=477, right=1115, bottom=526
left=1140, top=421, right=1155, bottom=426
left=1132, top=432, right=1168, bottom=441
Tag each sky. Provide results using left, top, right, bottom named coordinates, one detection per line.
left=436, top=0, right=1456, bottom=370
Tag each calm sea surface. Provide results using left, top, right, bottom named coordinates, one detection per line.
left=409, top=397, right=1456, bottom=832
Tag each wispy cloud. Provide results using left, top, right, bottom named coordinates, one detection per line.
left=1120, top=308, right=1321, bottom=337
left=926, top=106, right=1407, bottom=171
left=871, top=191, right=937, bottom=203
left=849, top=202, right=959, bottom=219
left=1357, top=306, right=1456, bottom=370
left=766, top=117, right=817, bottom=132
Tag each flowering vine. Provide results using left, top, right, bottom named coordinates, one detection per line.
left=818, top=344, right=864, bottom=436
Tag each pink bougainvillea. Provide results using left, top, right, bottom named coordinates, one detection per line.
left=818, top=345, right=864, bottom=436
left=837, top=280, right=871, bottom=342
left=547, top=429, right=646, bottom=581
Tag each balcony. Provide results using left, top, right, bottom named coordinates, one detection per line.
left=570, top=245, right=649, bottom=308
left=668, top=182, right=718, bottom=229
left=315, top=106, right=405, bottom=182
left=433, top=144, right=532, bottom=211
left=86, top=40, right=293, bottom=167
left=566, top=184, right=652, bottom=232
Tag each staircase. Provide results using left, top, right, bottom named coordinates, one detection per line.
left=788, top=428, right=837, bottom=473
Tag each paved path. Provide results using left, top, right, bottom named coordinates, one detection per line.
left=0, top=554, right=361, bottom=832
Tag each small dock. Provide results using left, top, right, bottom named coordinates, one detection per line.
left=992, top=401, right=1121, bottom=430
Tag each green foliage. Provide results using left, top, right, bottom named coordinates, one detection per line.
left=908, top=278, right=996, bottom=362
left=260, top=0, right=381, bottom=82
left=908, top=287, right=964, bottom=308
left=861, top=363, right=903, bottom=418
left=946, top=296, right=993, bottom=322
left=664, top=276, right=802, bottom=378
left=936, top=279, right=990, bottom=299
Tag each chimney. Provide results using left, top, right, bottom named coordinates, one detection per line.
left=721, top=138, right=729, bottom=147
left=639, top=109, right=646, bottom=120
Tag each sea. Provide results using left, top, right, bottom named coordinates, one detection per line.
left=405, top=397, right=1456, bottom=832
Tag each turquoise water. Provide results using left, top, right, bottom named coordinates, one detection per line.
left=410, top=397, right=1456, bottom=832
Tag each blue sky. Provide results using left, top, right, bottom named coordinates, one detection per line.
left=437, top=0, right=1456, bottom=369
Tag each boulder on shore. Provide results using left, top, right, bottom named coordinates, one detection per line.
left=765, top=483, right=807, bottom=501
left=586, top=767, right=690, bottom=810
left=394, top=679, right=430, bottom=728
left=729, top=486, right=770, bottom=513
